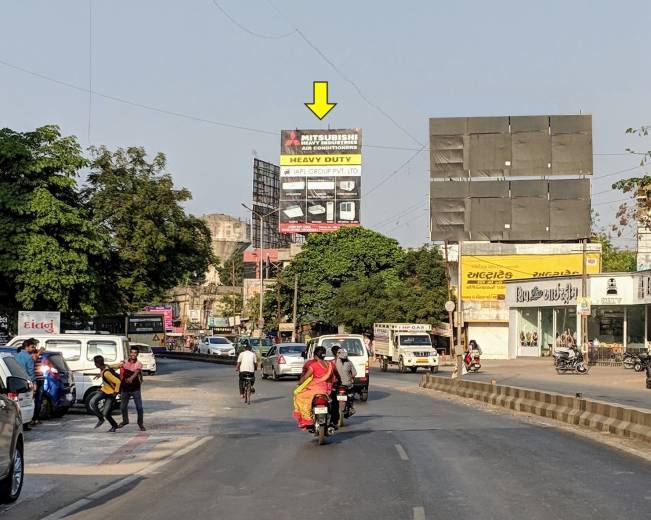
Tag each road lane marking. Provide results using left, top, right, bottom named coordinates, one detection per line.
left=413, top=506, right=426, bottom=520
left=394, top=443, right=409, bottom=461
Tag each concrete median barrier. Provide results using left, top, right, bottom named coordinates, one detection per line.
left=420, top=374, right=651, bottom=443
left=157, top=351, right=237, bottom=365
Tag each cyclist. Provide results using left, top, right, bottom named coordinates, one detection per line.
left=236, top=343, right=257, bottom=399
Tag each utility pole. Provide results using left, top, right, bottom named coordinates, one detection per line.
left=581, top=237, right=588, bottom=357
left=291, top=274, right=298, bottom=342
left=444, top=241, right=454, bottom=361
left=456, top=240, right=464, bottom=379
left=258, top=216, right=264, bottom=339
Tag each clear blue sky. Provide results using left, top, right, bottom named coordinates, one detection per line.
left=1, top=0, right=649, bottom=247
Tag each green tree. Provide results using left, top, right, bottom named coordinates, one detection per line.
left=218, top=251, right=244, bottom=286
left=591, top=233, right=636, bottom=272
left=0, top=125, right=107, bottom=316
left=85, top=146, right=216, bottom=312
left=278, top=227, right=405, bottom=327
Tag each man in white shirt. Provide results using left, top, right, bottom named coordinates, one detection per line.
left=236, top=344, right=258, bottom=398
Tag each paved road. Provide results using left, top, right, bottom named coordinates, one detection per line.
left=39, top=359, right=651, bottom=520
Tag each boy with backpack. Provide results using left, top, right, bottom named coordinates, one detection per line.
left=91, top=355, right=121, bottom=432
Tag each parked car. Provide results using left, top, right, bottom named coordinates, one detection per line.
left=0, top=348, right=76, bottom=419
left=261, top=343, right=307, bottom=380
left=0, top=353, right=34, bottom=427
left=7, top=333, right=128, bottom=414
left=198, top=336, right=235, bottom=356
left=0, top=375, right=28, bottom=503
left=129, top=343, right=157, bottom=375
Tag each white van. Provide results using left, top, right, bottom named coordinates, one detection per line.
left=306, top=334, right=370, bottom=402
left=8, top=334, right=129, bottom=412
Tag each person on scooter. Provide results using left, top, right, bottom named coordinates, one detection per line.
left=292, top=346, right=334, bottom=429
left=335, top=349, right=357, bottom=416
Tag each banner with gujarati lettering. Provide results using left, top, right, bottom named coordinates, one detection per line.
left=461, top=253, right=600, bottom=301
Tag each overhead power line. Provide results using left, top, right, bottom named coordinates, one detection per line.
left=210, top=0, right=295, bottom=39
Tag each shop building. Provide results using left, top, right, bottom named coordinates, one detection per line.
left=506, top=272, right=650, bottom=361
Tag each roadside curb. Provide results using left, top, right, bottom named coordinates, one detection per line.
left=157, top=352, right=236, bottom=365
left=420, top=374, right=651, bottom=443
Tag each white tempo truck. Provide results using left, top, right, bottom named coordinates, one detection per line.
left=373, top=323, right=439, bottom=373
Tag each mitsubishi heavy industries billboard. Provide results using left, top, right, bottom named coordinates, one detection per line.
left=279, top=128, right=362, bottom=233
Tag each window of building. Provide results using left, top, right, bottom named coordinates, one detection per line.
left=627, top=305, right=645, bottom=352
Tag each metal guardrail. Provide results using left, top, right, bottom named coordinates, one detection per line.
left=156, top=351, right=237, bottom=365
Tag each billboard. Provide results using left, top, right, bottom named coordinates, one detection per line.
left=279, top=129, right=362, bottom=233
left=429, top=115, right=593, bottom=242
left=17, top=311, right=61, bottom=336
left=144, top=305, right=174, bottom=332
left=461, top=253, right=601, bottom=301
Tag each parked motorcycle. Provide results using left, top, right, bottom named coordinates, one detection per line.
left=623, top=351, right=636, bottom=369
left=633, top=351, right=651, bottom=372
left=553, top=348, right=588, bottom=374
left=335, top=385, right=355, bottom=428
left=464, top=352, right=481, bottom=373
left=309, top=394, right=335, bottom=445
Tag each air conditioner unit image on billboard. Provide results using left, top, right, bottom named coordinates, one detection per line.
left=308, top=204, right=326, bottom=215
left=326, top=202, right=334, bottom=220
left=282, top=181, right=305, bottom=190
left=339, top=180, right=355, bottom=192
left=307, top=180, right=335, bottom=190
left=339, top=201, right=356, bottom=221
left=283, top=205, right=304, bottom=219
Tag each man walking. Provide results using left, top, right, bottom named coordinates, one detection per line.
left=118, top=347, right=146, bottom=431
left=16, top=339, right=37, bottom=429
left=91, top=355, right=121, bottom=432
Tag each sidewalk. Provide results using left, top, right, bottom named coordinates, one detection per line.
left=439, top=359, right=651, bottom=411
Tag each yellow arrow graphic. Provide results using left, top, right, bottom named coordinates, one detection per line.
left=305, top=81, right=337, bottom=120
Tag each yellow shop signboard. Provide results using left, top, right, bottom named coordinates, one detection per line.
left=461, top=253, right=601, bottom=301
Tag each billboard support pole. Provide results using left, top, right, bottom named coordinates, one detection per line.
left=259, top=216, right=264, bottom=339
left=581, top=238, right=588, bottom=358
left=456, top=241, right=464, bottom=379
left=444, top=241, right=454, bottom=360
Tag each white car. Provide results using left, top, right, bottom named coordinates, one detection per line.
left=129, top=343, right=157, bottom=375
left=198, top=336, right=235, bottom=357
left=0, top=353, right=34, bottom=427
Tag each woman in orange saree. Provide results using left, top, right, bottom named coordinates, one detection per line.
left=293, top=346, right=334, bottom=428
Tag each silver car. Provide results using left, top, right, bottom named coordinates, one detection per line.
left=261, top=343, right=306, bottom=380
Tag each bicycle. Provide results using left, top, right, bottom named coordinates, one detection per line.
left=241, top=373, right=255, bottom=405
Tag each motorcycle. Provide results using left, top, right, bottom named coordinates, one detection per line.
left=309, top=393, right=335, bottom=445
left=633, top=351, right=651, bottom=372
left=553, top=348, right=588, bottom=374
left=464, top=352, right=481, bottom=373
left=335, top=385, right=355, bottom=428
left=623, top=351, right=636, bottom=369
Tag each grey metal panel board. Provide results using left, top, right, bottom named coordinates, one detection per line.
left=550, top=199, right=590, bottom=239
left=468, top=181, right=509, bottom=198
left=510, top=180, right=548, bottom=198
left=511, top=132, right=552, bottom=176
left=468, top=198, right=511, bottom=239
left=549, top=179, right=590, bottom=200
left=551, top=132, right=593, bottom=175
left=467, top=116, right=509, bottom=134
left=430, top=180, right=469, bottom=199
left=429, top=117, right=467, bottom=136
left=550, top=115, right=592, bottom=134
left=468, top=133, right=511, bottom=176
left=510, top=116, right=550, bottom=133
left=430, top=135, right=465, bottom=177
left=511, top=198, right=550, bottom=240
left=430, top=197, right=468, bottom=241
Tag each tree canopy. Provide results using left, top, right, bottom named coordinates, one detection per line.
left=85, top=146, right=216, bottom=312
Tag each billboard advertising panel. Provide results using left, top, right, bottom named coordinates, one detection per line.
left=461, top=253, right=601, bottom=301
left=17, top=311, right=61, bottom=336
left=279, top=129, right=361, bottom=233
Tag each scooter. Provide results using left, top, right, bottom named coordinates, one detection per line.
left=464, top=352, right=481, bottom=373
left=336, top=385, right=355, bottom=428
left=309, top=394, right=335, bottom=445
left=633, top=351, right=651, bottom=372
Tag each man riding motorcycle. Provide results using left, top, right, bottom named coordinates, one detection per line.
left=335, top=349, right=357, bottom=417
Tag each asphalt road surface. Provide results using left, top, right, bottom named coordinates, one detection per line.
left=45, top=361, right=651, bottom=519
